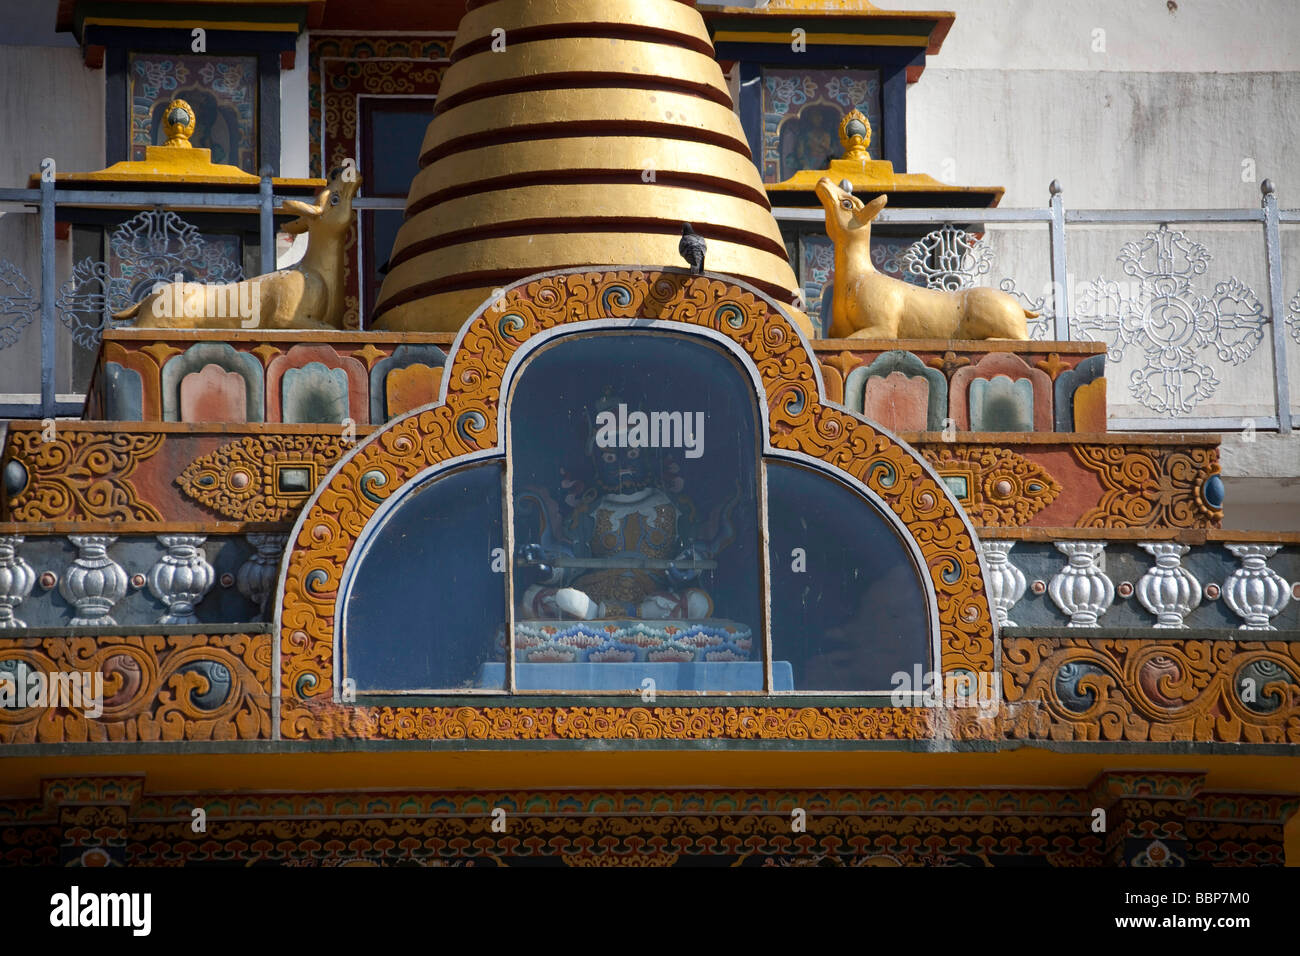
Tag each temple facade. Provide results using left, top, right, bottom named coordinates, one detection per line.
left=0, top=0, right=1296, bottom=867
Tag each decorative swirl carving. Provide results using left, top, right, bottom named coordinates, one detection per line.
left=6, top=430, right=163, bottom=522
left=1072, top=444, right=1221, bottom=529
left=0, top=632, right=270, bottom=743
left=455, top=410, right=488, bottom=444
left=359, top=470, right=389, bottom=504
left=497, top=312, right=526, bottom=339
left=1002, top=636, right=1300, bottom=743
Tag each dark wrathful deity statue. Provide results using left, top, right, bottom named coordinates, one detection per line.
left=517, top=391, right=738, bottom=623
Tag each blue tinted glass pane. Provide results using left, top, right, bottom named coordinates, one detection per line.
left=368, top=109, right=434, bottom=196
left=373, top=210, right=404, bottom=268
left=510, top=332, right=763, bottom=692
left=766, top=461, right=930, bottom=692
left=344, top=462, right=506, bottom=691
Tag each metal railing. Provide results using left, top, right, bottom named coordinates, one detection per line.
left=0, top=175, right=1295, bottom=433
left=775, top=180, right=1296, bottom=432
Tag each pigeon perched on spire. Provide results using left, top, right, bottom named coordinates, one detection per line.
left=679, top=223, right=706, bottom=275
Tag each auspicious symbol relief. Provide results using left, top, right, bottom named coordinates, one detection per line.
left=901, top=224, right=994, bottom=293
left=1072, top=225, right=1267, bottom=414
left=881, top=224, right=1053, bottom=339
left=922, top=445, right=1061, bottom=526
left=0, top=259, right=36, bottom=351
left=58, top=209, right=244, bottom=349
left=176, top=436, right=348, bottom=522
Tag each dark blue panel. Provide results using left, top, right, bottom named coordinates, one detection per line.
left=104, top=363, right=143, bottom=421
left=766, top=461, right=929, bottom=691
left=344, top=462, right=506, bottom=691
left=738, top=61, right=763, bottom=167
left=881, top=65, right=909, bottom=172
left=368, top=111, right=433, bottom=196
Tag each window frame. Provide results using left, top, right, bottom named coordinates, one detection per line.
left=336, top=322, right=939, bottom=703
left=356, top=94, right=439, bottom=324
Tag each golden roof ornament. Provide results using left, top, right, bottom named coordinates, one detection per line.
left=767, top=108, right=1003, bottom=204
left=31, top=97, right=322, bottom=189
left=29, top=85, right=323, bottom=192
left=161, top=99, right=196, bottom=148
left=36, top=98, right=260, bottom=184
left=839, top=109, right=871, bottom=161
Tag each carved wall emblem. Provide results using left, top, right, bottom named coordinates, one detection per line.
left=922, top=445, right=1061, bottom=525
left=6, top=430, right=163, bottom=522
left=176, top=435, right=347, bottom=522
left=1072, top=443, right=1221, bottom=528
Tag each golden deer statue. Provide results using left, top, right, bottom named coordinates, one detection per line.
left=116, top=165, right=361, bottom=330
left=816, top=177, right=1033, bottom=340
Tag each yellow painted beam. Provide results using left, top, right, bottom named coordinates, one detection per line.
left=1, top=747, right=1295, bottom=797
left=712, top=31, right=928, bottom=47
left=82, top=17, right=300, bottom=32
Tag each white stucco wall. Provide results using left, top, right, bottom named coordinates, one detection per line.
left=280, top=32, right=311, bottom=181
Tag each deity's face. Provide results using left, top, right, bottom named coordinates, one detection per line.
left=594, top=443, right=657, bottom=494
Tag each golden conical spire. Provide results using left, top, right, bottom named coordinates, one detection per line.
left=372, top=0, right=802, bottom=331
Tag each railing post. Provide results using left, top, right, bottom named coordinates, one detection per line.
left=1048, top=179, right=1070, bottom=341
left=39, top=165, right=56, bottom=420
left=1261, top=179, right=1292, bottom=433
left=259, top=166, right=275, bottom=277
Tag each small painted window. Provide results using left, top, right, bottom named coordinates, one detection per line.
left=760, top=67, right=882, bottom=183
left=129, top=53, right=258, bottom=172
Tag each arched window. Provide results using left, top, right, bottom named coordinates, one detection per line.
left=344, top=462, right=505, bottom=692
left=341, top=328, right=933, bottom=696
left=765, top=461, right=930, bottom=692
left=508, top=332, right=763, bottom=691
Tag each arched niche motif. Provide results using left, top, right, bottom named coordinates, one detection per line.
left=276, top=268, right=996, bottom=741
